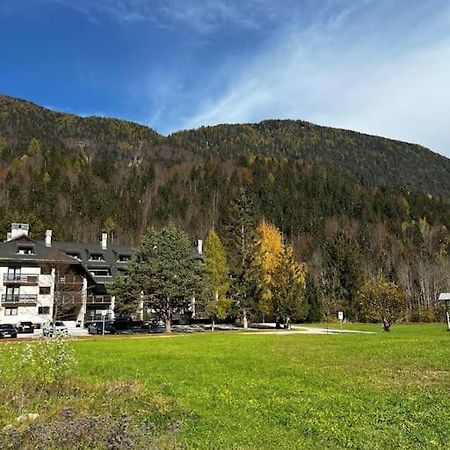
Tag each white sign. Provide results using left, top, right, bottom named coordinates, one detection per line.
left=101, top=310, right=108, bottom=317
left=338, top=311, right=344, bottom=321
left=438, top=293, right=450, bottom=301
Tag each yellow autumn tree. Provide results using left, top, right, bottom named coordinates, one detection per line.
left=254, top=220, right=284, bottom=318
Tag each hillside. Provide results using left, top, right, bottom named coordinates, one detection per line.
left=170, top=120, right=450, bottom=196
left=0, top=94, right=449, bottom=317
left=2, top=95, right=450, bottom=196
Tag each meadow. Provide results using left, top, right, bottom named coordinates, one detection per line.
left=1, top=324, right=450, bottom=449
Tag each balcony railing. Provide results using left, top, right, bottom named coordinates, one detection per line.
left=87, top=295, right=112, bottom=304
left=57, top=275, right=84, bottom=285
left=3, top=273, right=39, bottom=285
left=1, top=294, right=38, bottom=305
left=85, top=313, right=112, bottom=322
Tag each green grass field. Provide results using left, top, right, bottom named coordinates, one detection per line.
left=72, top=324, right=450, bottom=449
left=2, top=324, right=450, bottom=449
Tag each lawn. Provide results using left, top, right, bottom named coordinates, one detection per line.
left=1, top=324, right=449, bottom=449
left=73, top=324, right=450, bottom=449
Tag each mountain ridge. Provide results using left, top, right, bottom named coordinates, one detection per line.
left=1, top=94, right=449, bottom=197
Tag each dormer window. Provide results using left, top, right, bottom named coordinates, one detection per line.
left=89, top=268, right=111, bottom=277
left=117, top=254, right=131, bottom=262
left=17, top=244, right=34, bottom=255
left=89, top=253, right=105, bottom=261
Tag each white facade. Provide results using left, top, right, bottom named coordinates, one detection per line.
left=0, top=265, right=88, bottom=326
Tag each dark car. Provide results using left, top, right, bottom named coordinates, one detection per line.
left=17, top=321, right=34, bottom=334
left=0, top=324, right=18, bottom=339
left=87, top=321, right=115, bottom=335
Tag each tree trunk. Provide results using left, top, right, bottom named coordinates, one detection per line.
left=243, top=309, right=248, bottom=329
left=211, top=317, right=215, bottom=332
left=165, top=318, right=172, bottom=333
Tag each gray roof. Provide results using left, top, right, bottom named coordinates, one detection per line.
left=49, top=241, right=134, bottom=283
left=0, top=236, right=79, bottom=264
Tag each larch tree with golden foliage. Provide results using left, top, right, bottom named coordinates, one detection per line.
left=253, top=220, right=284, bottom=320
left=203, top=229, right=231, bottom=331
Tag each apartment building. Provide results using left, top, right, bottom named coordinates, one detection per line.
left=0, top=224, right=133, bottom=327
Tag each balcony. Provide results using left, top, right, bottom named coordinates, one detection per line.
left=1, top=294, right=38, bottom=306
left=84, top=313, right=112, bottom=322
left=3, top=273, right=39, bottom=286
left=87, top=295, right=112, bottom=305
left=57, top=275, right=84, bottom=289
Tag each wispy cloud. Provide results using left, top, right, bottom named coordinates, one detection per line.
left=48, top=0, right=300, bottom=32
left=172, top=0, right=450, bottom=154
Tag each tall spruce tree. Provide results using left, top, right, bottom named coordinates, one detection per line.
left=272, top=245, right=308, bottom=328
left=203, top=229, right=231, bottom=330
left=323, top=231, right=364, bottom=320
left=221, top=187, right=258, bottom=328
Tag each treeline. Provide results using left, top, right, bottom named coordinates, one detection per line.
left=112, top=212, right=412, bottom=331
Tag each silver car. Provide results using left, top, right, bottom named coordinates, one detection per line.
left=42, top=321, right=68, bottom=337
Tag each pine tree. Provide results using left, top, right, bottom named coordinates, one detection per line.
left=203, top=229, right=231, bottom=330
left=115, top=224, right=202, bottom=332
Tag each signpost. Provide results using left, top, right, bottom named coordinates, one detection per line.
left=438, top=293, right=450, bottom=331
left=338, top=311, right=344, bottom=330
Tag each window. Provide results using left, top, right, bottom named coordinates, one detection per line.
left=17, top=245, right=34, bottom=255
left=5, top=307, right=18, bottom=316
left=39, top=286, right=51, bottom=295
left=89, top=253, right=105, bottom=261
left=38, top=306, right=50, bottom=314
left=117, top=254, right=131, bottom=262
left=89, top=268, right=111, bottom=277
left=41, top=266, right=52, bottom=275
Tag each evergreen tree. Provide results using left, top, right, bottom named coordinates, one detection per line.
left=203, top=229, right=231, bottom=330
left=324, top=231, right=364, bottom=320
left=272, top=245, right=308, bottom=328
left=305, top=271, right=323, bottom=322
left=221, top=187, right=258, bottom=328
left=116, top=224, right=202, bottom=332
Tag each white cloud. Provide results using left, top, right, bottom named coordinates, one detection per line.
left=176, top=1, right=450, bottom=156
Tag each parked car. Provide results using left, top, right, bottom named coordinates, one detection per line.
left=17, top=321, right=34, bottom=334
left=42, top=321, right=68, bottom=337
left=87, top=321, right=115, bottom=335
left=0, top=324, right=18, bottom=339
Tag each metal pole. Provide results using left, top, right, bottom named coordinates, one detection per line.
left=102, top=314, right=105, bottom=336
left=446, top=304, right=450, bottom=332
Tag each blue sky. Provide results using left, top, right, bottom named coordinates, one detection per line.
left=1, top=0, right=450, bottom=156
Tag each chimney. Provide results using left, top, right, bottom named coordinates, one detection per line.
left=197, top=239, right=203, bottom=256
left=8, top=223, right=30, bottom=241
left=101, top=232, right=108, bottom=250
left=45, top=229, right=52, bottom=247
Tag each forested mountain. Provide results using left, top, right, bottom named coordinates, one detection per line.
left=1, top=94, right=449, bottom=320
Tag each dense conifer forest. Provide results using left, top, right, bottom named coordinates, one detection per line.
left=1, top=94, right=449, bottom=320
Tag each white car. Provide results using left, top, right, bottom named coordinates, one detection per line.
left=42, top=321, right=68, bottom=337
